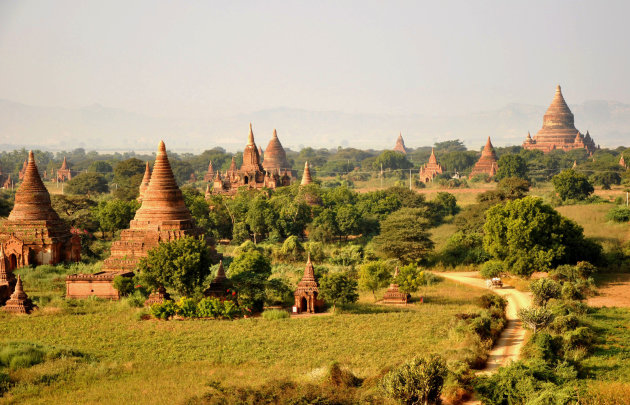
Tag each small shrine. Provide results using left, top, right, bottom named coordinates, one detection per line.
left=393, top=133, right=407, bottom=154
left=418, top=148, right=443, bottom=182
left=469, top=137, right=499, bottom=178
left=203, top=161, right=215, bottom=181
left=204, top=260, right=229, bottom=298
left=3, top=276, right=35, bottom=314
left=57, top=157, right=72, bottom=182
left=294, top=255, right=324, bottom=314
left=382, top=267, right=409, bottom=305
left=144, top=285, right=171, bottom=306
left=0, top=245, right=16, bottom=304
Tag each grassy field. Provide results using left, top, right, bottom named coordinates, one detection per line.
left=582, top=307, right=630, bottom=382
left=0, top=280, right=487, bottom=404
left=556, top=203, right=630, bottom=245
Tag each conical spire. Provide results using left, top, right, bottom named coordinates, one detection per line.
left=214, top=260, right=226, bottom=282
left=428, top=148, right=438, bottom=164
left=0, top=244, right=13, bottom=286
left=542, top=84, right=575, bottom=130
left=60, top=157, right=68, bottom=170
left=132, top=141, right=194, bottom=224
left=138, top=162, right=151, bottom=202
left=241, top=124, right=263, bottom=172
left=3, top=275, right=34, bottom=313
left=263, top=129, right=291, bottom=173
left=394, top=132, right=407, bottom=154
left=620, top=155, right=626, bottom=169
left=301, top=161, right=313, bottom=186
left=301, top=253, right=316, bottom=282
left=8, top=151, right=61, bottom=221
left=482, top=137, right=497, bottom=158
left=247, top=123, right=255, bottom=145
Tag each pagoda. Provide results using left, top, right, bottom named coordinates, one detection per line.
left=0, top=151, right=80, bottom=271
left=2, top=175, right=13, bottom=190
left=301, top=162, right=313, bottom=186
left=470, top=137, right=499, bottom=178
left=57, top=157, right=72, bottom=182
left=144, top=285, right=171, bottom=306
left=18, top=159, right=27, bottom=181
left=3, top=276, right=35, bottom=314
left=523, top=85, right=596, bottom=154
left=138, top=162, right=151, bottom=202
left=393, top=133, right=407, bottom=154
left=620, top=155, right=627, bottom=170
left=294, top=254, right=324, bottom=313
left=203, top=161, right=215, bottom=181
left=262, top=129, right=296, bottom=178
left=0, top=245, right=16, bottom=304
left=66, top=140, right=208, bottom=299
left=382, top=267, right=409, bottom=305
left=203, top=260, right=230, bottom=298
left=212, top=124, right=290, bottom=195
left=418, top=148, right=443, bottom=182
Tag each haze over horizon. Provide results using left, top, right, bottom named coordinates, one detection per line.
left=1, top=0, right=630, bottom=152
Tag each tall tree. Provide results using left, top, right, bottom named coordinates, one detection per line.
left=551, top=169, right=594, bottom=201
left=372, top=208, right=435, bottom=265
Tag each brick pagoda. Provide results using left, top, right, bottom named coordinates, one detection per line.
left=470, top=137, right=499, bottom=178
left=393, top=133, right=407, bottom=154
left=620, top=155, right=627, bottom=170
left=418, top=148, right=443, bottom=182
left=294, top=254, right=324, bottom=313
left=382, top=267, right=409, bottom=304
left=66, top=140, right=207, bottom=299
left=301, top=161, right=313, bottom=186
left=57, top=157, right=72, bottom=182
left=203, top=260, right=229, bottom=298
left=523, top=85, right=597, bottom=154
left=138, top=162, right=151, bottom=202
left=203, top=161, right=215, bottom=181
left=0, top=245, right=16, bottom=304
left=262, top=129, right=296, bottom=178
left=2, top=275, right=35, bottom=314
left=213, top=124, right=291, bottom=194
left=0, top=151, right=80, bottom=271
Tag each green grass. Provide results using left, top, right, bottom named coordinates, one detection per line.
left=0, top=280, right=487, bottom=404
left=582, top=307, right=630, bottom=381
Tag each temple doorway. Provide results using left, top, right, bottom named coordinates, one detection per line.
left=8, top=254, right=17, bottom=270
left=244, top=176, right=249, bottom=184
left=300, top=297, right=308, bottom=312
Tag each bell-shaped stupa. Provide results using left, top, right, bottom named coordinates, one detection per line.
left=470, top=137, right=499, bottom=178
left=262, top=129, right=293, bottom=175
left=301, top=162, right=313, bottom=186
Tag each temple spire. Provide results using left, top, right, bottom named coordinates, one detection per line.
left=247, top=123, right=255, bottom=145
left=301, top=161, right=313, bottom=186
left=9, top=151, right=60, bottom=221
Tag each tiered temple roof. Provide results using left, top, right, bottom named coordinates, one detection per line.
left=418, top=148, right=443, bottom=182
left=262, top=129, right=294, bottom=175
left=138, top=162, right=151, bottom=202
left=3, top=276, right=35, bottom=314
left=0, top=151, right=80, bottom=269
left=203, top=161, right=215, bottom=181
left=57, top=157, right=72, bottom=182
left=294, top=254, right=323, bottom=313
left=523, top=85, right=596, bottom=154
left=393, top=133, right=407, bottom=154
left=470, top=137, right=499, bottom=178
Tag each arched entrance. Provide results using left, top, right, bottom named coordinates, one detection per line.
left=244, top=176, right=249, bottom=184
left=300, top=297, right=308, bottom=312
left=8, top=254, right=17, bottom=270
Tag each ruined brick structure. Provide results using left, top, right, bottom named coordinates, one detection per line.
left=66, top=140, right=207, bottom=299
left=57, top=157, right=72, bottom=182
left=0, top=246, right=16, bottom=305
left=523, top=85, right=597, bottom=154
left=0, top=151, right=80, bottom=272
left=393, top=133, right=407, bottom=154
left=2, top=275, right=35, bottom=314
left=620, top=155, right=627, bottom=170
left=18, top=159, right=27, bottom=181
left=203, top=161, right=215, bottom=181
left=470, top=137, right=499, bottom=178
left=382, top=267, right=409, bottom=304
left=418, top=148, right=443, bottom=182
left=212, top=124, right=291, bottom=195
left=203, top=260, right=229, bottom=298
left=294, top=255, right=324, bottom=313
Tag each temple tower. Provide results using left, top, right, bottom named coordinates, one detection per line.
left=418, top=148, right=443, bottom=182
left=294, top=254, right=324, bottom=313
left=470, top=137, right=499, bottom=178
left=394, top=133, right=407, bottom=154
left=301, top=162, right=313, bottom=186
left=57, top=157, right=72, bottom=182
left=204, top=260, right=229, bottom=298
left=3, top=276, right=35, bottom=314
left=203, top=161, right=215, bottom=181
left=382, top=267, right=409, bottom=304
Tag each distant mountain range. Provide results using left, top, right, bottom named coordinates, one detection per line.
left=0, top=99, right=628, bottom=153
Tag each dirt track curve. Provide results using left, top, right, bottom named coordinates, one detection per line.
left=437, top=272, right=532, bottom=372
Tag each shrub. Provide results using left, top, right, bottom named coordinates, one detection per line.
left=521, top=332, right=561, bottom=362
left=196, top=297, right=241, bottom=319
left=261, top=309, right=289, bottom=320
left=530, top=278, right=562, bottom=307
left=563, top=326, right=594, bottom=352
left=305, top=241, right=326, bottom=263
left=324, top=362, right=361, bottom=388
left=278, top=235, right=304, bottom=262
left=176, top=297, right=199, bottom=318
left=113, top=275, right=134, bottom=297
left=151, top=300, right=177, bottom=320
left=519, top=307, right=554, bottom=334
left=477, top=293, right=507, bottom=312
left=549, top=314, right=580, bottom=334
left=606, top=206, right=630, bottom=223
left=440, top=231, right=489, bottom=266
left=381, top=354, right=447, bottom=405
left=480, top=260, right=504, bottom=279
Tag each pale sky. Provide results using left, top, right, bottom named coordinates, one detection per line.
left=1, top=0, right=629, bottom=120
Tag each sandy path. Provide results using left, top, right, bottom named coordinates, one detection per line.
left=437, top=272, right=532, bottom=372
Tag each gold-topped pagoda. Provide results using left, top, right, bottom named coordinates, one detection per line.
left=470, top=137, right=499, bottom=178
left=523, top=85, right=597, bottom=154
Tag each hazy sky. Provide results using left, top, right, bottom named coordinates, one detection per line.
left=1, top=0, right=630, bottom=119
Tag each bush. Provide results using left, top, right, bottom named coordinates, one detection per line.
left=113, top=275, right=134, bottom=297
left=606, top=206, right=630, bottom=223
left=563, top=326, right=594, bottom=352
left=477, top=293, right=507, bottom=312
left=381, top=354, right=447, bottom=405
left=530, top=278, right=562, bottom=307
left=151, top=300, right=177, bottom=320
left=305, top=241, right=326, bottom=263
left=197, top=297, right=241, bottom=319
left=522, top=332, right=561, bottom=362
left=439, top=231, right=489, bottom=266
left=176, top=297, right=198, bottom=318
left=261, top=309, right=289, bottom=320
left=480, top=260, right=504, bottom=279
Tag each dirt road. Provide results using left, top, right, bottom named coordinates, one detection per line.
left=437, top=272, right=532, bottom=372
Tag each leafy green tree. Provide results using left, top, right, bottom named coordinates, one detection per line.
left=228, top=245, right=273, bottom=312
left=138, top=236, right=214, bottom=297
left=113, top=158, right=146, bottom=200
left=358, top=261, right=392, bottom=301
left=496, top=154, right=528, bottom=180
left=518, top=306, right=554, bottom=334
left=372, top=208, right=435, bottom=265
left=93, top=199, right=140, bottom=237
left=246, top=196, right=275, bottom=243
left=51, top=195, right=98, bottom=231
left=551, top=169, right=594, bottom=201
left=530, top=278, right=561, bottom=307
left=113, top=275, right=134, bottom=297
left=89, top=160, right=113, bottom=173
left=429, top=192, right=459, bottom=219
left=373, top=150, right=413, bottom=170
left=483, top=197, right=601, bottom=276
left=497, top=177, right=530, bottom=199
left=381, top=354, right=447, bottom=405
left=65, top=172, right=109, bottom=196
left=394, top=265, right=439, bottom=294
left=169, top=159, right=194, bottom=185
left=319, top=272, right=359, bottom=312
left=336, top=204, right=362, bottom=240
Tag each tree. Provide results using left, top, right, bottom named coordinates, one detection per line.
left=65, top=172, right=109, bottom=196
left=551, top=169, right=594, bottom=201
left=381, top=354, right=447, bottom=405
left=336, top=204, right=362, bottom=240
left=228, top=245, right=273, bottom=312
left=518, top=307, right=553, bottom=334
left=372, top=208, right=435, bottom=265
left=373, top=150, right=413, bottom=170
left=483, top=197, right=601, bottom=276
left=319, top=272, right=359, bottom=313
left=89, top=160, right=113, bottom=173
left=429, top=192, right=459, bottom=220
left=138, top=236, right=213, bottom=297
left=496, top=154, right=528, bottom=181
left=245, top=196, right=274, bottom=243
left=394, top=265, right=439, bottom=294
left=358, top=261, right=392, bottom=301
left=51, top=195, right=99, bottom=232
left=529, top=278, right=561, bottom=307
left=93, top=199, right=140, bottom=237
left=113, top=158, right=146, bottom=200
left=497, top=177, right=530, bottom=199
